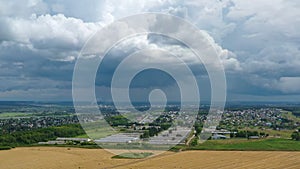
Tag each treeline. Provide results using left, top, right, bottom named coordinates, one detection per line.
left=281, top=107, right=300, bottom=117
left=140, top=123, right=172, bottom=138
left=140, top=114, right=173, bottom=139
left=0, top=146, right=11, bottom=150
left=230, top=130, right=268, bottom=138
left=0, top=124, right=85, bottom=147
left=105, top=115, right=130, bottom=126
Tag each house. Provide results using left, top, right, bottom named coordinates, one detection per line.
left=56, top=137, right=92, bottom=143
left=212, top=129, right=237, bottom=135
left=38, top=141, right=65, bottom=145
left=249, top=136, right=259, bottom=139
left=212, top=134, right=227, bottom=140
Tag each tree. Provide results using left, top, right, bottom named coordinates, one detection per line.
left=194, top=122, right=203, bottom=136
left=190, top=137, right=199, bottom=146
left=291, top=131, right=300, bottom=141
left=140, top=130, right=150, bottom=139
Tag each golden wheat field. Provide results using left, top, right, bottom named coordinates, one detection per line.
left=0, top=147, right=299, bottom=169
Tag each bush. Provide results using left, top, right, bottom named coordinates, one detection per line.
left=291, top=131, right=300, bottom=141
left=0, top=146, right=12, bottom=150
left=190, top=137, right=199, bottom=147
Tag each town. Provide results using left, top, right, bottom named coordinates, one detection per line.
left=1, top=102, right=300, bottom=148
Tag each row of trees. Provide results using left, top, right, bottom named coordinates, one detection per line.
left=230, top=130, right=268, bottom=138
left=0, top=124, right=85, bottom=146
left=140, top=113, right=173, bottom=139
left=140, top=123, right=172, bottom=139
left=105, top=115, right=130, bottom=126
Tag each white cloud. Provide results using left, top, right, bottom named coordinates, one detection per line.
left=0, top=14, right=103, bottom=61
left=110, top=32, right=240, bottom=72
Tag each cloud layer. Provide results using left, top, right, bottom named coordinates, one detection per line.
left=0, top=0, right=300, bottom=101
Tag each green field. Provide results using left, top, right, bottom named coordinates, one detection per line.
left=0, top=112, right=32, bottom=118
left=282, top=111, right=300, bottom=123
left=240, top=128, right=294, bottom=138
left=186, top=138, right=300, bottom=151
left=76, top=120, right=117, bottom=139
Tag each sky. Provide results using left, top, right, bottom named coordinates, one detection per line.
left=0, top=0, right=300, bottom=102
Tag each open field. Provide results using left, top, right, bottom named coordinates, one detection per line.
left=0, top=147, right=299, bottom=169
left=77, top=120, right=116, bottom=139
left=238, top=128, right=295, bottom=138
left=0, top=112, right=33, bottom=118
left=186, top=138, right=300, bottom=151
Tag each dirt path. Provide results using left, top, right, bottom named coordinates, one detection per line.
left=186, top=134, right=195, bottom=145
